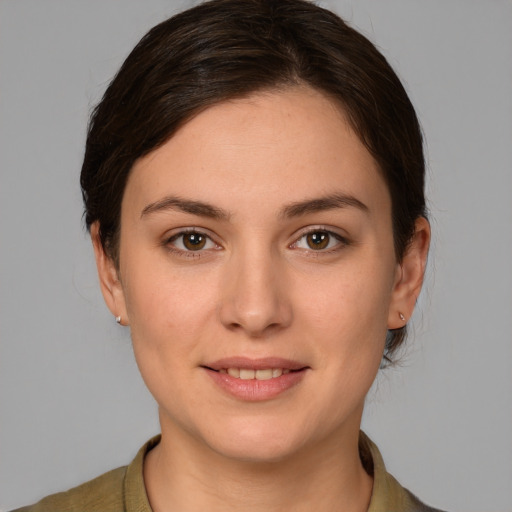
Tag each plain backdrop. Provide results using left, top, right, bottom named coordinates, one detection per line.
left=1, top=1, right=511, bottom=511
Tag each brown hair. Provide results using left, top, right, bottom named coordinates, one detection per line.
left=80, top=0, right=427, bottom=360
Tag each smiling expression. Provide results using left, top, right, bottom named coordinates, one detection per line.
left=95, top=86, right=417, bottom=462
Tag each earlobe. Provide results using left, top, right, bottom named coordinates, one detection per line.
left=91, top=222, right=129, bottom=325
left=388, top=217, right=430, bottom=329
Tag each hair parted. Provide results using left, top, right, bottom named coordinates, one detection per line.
left=80, top=0, right=427, bottom=360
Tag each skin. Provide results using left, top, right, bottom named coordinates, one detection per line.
left=92, top=86, right=430, bottom=512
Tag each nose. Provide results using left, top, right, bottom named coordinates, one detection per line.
left=218, top=246, right=293, bottom=338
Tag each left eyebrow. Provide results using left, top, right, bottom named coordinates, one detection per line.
left=280, top=193, right=369, bottom=219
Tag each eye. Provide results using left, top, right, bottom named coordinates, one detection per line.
left=292, top=229, right=346, bottom=252
left=167, top=230, right=218, bottom=252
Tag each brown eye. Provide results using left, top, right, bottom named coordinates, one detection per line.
left=292, top=229, right=347, bottom=253
left=306, top=231, right=330, bottom=250
left=182, top=233, right=207, bottom=250
left=166, top=230, right=219, bottom=255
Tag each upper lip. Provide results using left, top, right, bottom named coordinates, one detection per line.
left=204, top=357, right=308, bottom=371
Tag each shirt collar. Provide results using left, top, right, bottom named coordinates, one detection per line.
left=124, top=432, right=415, bottom=512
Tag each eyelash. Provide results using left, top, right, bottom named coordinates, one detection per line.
left=290, top=227, right=349, bottom=254
left=163, top=227, right=349, bottom=258
left=164, top=229, right=221, bottom=259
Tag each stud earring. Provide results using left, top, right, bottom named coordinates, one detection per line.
left=398, top=312, right=406, bottom=322
left=115, top=316, right=121, bottom=324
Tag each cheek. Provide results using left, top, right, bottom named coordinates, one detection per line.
left=302, top=263, right=394, bottom=332
left=120, top=258, right=220, bottom=413
left=295, top=256, right=395, bottom=372
left=121, top=253, right=219, bottom=351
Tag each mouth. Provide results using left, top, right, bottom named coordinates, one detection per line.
left=201, top=357, right=309, bottom=401
left=205, top=367, right=300, bottom=380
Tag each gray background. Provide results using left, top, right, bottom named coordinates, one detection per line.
left=1, top=1, right=511, bottom=511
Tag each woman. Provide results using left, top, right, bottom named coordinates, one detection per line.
left=14, top=0, right=442, bottom=510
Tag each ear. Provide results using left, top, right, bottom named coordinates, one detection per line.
left=91, top=222, right=129, bottom=326
left=388, top=217, right=431, bottom=329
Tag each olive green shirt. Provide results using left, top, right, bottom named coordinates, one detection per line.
left=13, top=433, right=445, bottom=512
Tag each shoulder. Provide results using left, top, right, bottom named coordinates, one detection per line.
left=392, top=474, right=448, bottom=512
left=10, top=466, right=127, bottom=512
left=360, top=431, right=448, bottom=512
left=10, top=435, right=160, bottom=512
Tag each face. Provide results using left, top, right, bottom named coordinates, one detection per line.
left=95, top=87, right=426, bottom=463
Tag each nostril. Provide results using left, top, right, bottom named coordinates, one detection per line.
left=228, top=321, right=284, bottom=338
left=217, top=275, right=293, bottom=335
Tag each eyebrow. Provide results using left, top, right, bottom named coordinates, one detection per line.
left=140, top=192, right=368, bottom=221
left=140, top=196, right=231, bottom=220
left=280, top=193, right=369, bottom=218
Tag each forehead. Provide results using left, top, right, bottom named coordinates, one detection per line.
left=125, top=86, right=390, bottom=218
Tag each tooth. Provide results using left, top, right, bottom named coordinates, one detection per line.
left=219, top=369, right=227, bottom=374
left=227, top=368, right=240, bottom=378
left=255, top=369, right=273, bottom=380
left=239, top=368, right=255, bottom=380
left=272, top=368, right=283, bottom=377
left=283, top=369, right=290, bottom=374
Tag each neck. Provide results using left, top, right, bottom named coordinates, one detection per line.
left=144, top=414, right=373, bottom=512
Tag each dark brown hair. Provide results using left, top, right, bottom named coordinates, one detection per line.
left=80, top=0, right=427, bottom=359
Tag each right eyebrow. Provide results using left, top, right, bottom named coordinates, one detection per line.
left=140, top=196, right=231, bottom=220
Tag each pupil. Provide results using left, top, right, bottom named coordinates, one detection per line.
left=188, top=234, right=202, bottom=244
left=307, top=231, right=329, bottom=250
left=184, top=233, right=206, bottom=250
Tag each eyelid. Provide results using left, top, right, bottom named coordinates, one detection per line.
left=290, top=225, right=350, bottom=252
left=162, top=225, right=349, bottom=257
left=164, top=227, right=223, bottom=255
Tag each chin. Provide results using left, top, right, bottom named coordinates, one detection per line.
left=199, top=416, right=313, bottom=464
left=211, top=437, right=300, bottom=464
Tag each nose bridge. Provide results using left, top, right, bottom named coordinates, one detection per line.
left=218, top=239, right=292, bottom=336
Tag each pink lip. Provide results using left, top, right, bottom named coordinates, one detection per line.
left=205, top=356, right=306, bottom=371
left=202, top=357, right=309, bottom=402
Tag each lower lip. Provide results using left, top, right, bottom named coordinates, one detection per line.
left=205, top=368, right=307, bottom=401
